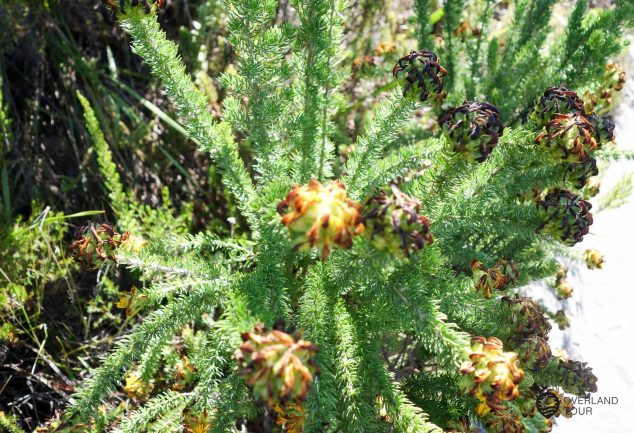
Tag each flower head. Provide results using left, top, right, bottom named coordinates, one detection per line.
left=123, top=370, right=153, bottom=400
left=584, top=249, right=605, bottom=270
left=563, top=158, right=598, bottom=189
left=273, top=401, right=305, bottom=433
left=278, top=180, right=364, bottom=259
left=392, top=50, right=447, bottom=103
left=536, top=189, right=593, bottom=246
left=558, top=359, right=598, bottom=396
left=587, top=113, right=615, bottom=145
left=552, top=310, right=570, bottom=330
left=235, top=324, right=318, bottom=407
left=535, top=113, right=598, bottom=163
left=483, top=410, right=526, bottom=433
left=68, top=222, right=128, bottom=270
left=364, top=185, right=433, bottom=258
left=530, top=85, right=584, bottom=127
left=459, top=336, right=524, bottom=412
left=555, top=279, right=574, bottom=300
left=439, top=101, right=504, bottom=162
left=502, top=295, right=552, bottom=337
left=471, top=259, right=520, bottom=298
left=471, top=260, right=506, bottom=299
left=515, top=335, right=552, bottom=370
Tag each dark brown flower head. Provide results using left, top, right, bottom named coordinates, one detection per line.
left=558, top=359, right=598, bottom=396
left=364, top=184, right=433, bottom=258
left=530, top=85, right=584, bottom=126
left=515, top=335, right=552, bottom=370
left=392, top=50, right=447, bottom=103
left=502, top=295, right=552, bottom=337
left=587, top=113, right=615, bottom=145
left=536, top=189, right=593, bottom=246
left=439, top=101, right=504, bottom=162
left=563, top=157, right=599, bottom=189
left=68, top=222, right=129, bottom=270
left=235, top=324, right=318, bottom=407
left=535, top=113, right=598, bottom=163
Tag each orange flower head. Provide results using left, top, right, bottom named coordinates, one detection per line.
left=458, top=336, right=524, bottom=412
left=278, top=180, right=364, bottom=259
left=235, top=324, right=318, bottom=407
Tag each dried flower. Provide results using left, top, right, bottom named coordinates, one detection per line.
left=536, top=189, right=593, bottom=246
left=535, top=113, right=598, bottom=163
left=439, top=101, right=504, bottom=162
left=68, top=222, right=128, bottom=270
left=278, top=180, right=364, bottom=259
left=530, top=85, right=584, bottom=127
left=502, top=295, right=552, bottom=337
left=459, top=336, right=524, bottom=412
left=392, top=50, right=447, bottom=103
left=493, top=258, right=521, bottom=284
left=235, top=324, right=318, bottom=407
left=558, top=359, right=598, bottom=396
left=584, top=249, right=605, bottom=270
left=471, top=260, right=506, bottom=299
left=364, top=185, right=433, bottom=258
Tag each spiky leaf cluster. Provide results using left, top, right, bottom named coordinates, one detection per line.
left=56, top=1, right=633, bottom=432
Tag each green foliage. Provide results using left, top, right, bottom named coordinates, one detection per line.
left=77, top=91, right=192, bottom=240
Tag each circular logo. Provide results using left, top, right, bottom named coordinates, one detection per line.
left=537, top=389, right=561, bottom=418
